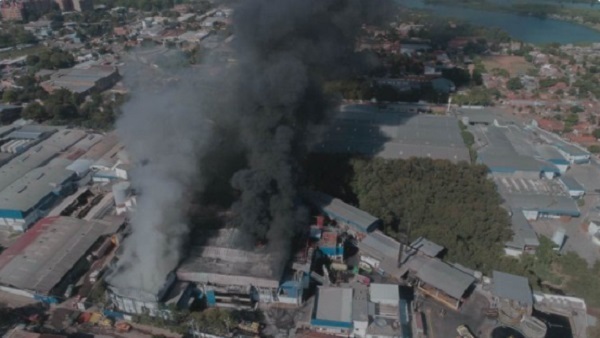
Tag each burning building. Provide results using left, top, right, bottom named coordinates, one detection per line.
left=107, top=272, right=176, bottom=317
left=177, top=228, right=291, bottom=309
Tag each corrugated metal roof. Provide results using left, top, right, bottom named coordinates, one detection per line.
left=506, top=209, right=540, bottom=250
left=0, top=165, right=74, bottom=213
left=370, top=283, right=399, bottom=304
left=416, top=259, right=475, bottom=300
left=410, top=237, right=444, bottom=257
left=315, top=287, right=353, bottom=323
left=506, top=194, right=580, bottom=216
left=313, top=106, right=470, bottom=163
left=478, top=127, right=559, bottom=174
left=560, top=176, right=584, bottom=192
left=0, top=216, right=121, bottom=294
left=0, top=129, right=86, bottom=192
left=360, top=231, right=401, bottom=258
left=492, top=270, right=533, bottom=305
left=554, top=141, right=589, bottom=157
left=304, top=191, right=380, bottom=233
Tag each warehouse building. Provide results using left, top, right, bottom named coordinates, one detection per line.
left=559, top=176, right=585, bottom=199
left=40, top=65, right=120, bottom=97
left=534, top=145, right=570, bottom=173
left=0, top=129, right=87, bottom=231
left=0, top=216, right=121, bottom=301
left=414, top=259, right=475, bottom=310
left=304, top=191, right=381, bottom=234
left=310, top=286, right=354, bottom=335
left=107, top=272, right=177, bottom=317
left=477, top=126, right=559, bottom=178
left=495, top=176, right=580, bottom=220
left=313, top=105, right=470, bottom=163
left=177, top=228, right=287, bottom=308
left=0, top=166, right=75, bottom=231
left=358, top=230, right=403, bottom=279
left=505, top=209, right=540, bottom=257
left=553, top=141, right=590, bottom=164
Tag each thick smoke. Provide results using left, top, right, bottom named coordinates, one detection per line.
left=109, top=0, right=389, bottom=294
left=108, top=66, right=214, bottom=293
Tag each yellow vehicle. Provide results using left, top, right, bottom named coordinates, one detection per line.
left=457, top=324, right=475, bottom=338
left=238, top=321, right=260, bottom=334
left=99, top=317, right=114, bottom=328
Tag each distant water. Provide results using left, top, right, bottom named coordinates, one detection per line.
left=399, top=0, right=600, bottom=44
left=487, top=0, right=600, bottom=10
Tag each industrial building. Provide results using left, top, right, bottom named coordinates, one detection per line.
left=308, top=283, right=407, bottom=338
left=495, top=176, right=580, bottom=220
left=313, top=104, right=470, bottom=163
left=310, top=286, right=354, bottom=334
left=504, top=209, right=540, bottom=257
left=559, top=176, right=585, bottom=199
left=477, top=126, right=559, bottom=178
left=0, top=128, right=87, bottom=231
left=0, top=166, right=75, bottom=231
left=0, top=216, right=121, bottom=301
left=491, top=271, right=547, bottom=338
left=177, top=228, right=291, bottom=308
left=107, top=272, right=177, bottom=317
left=40, top=65, right=120, bottom=97
left=413, top=258, right=475, bottom=310
left=553, top=141, right=590, bottom=164
left=304, top=191, right=381, bottom=234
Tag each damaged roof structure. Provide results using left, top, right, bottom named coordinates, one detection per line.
left=177, top=228, right=285, bottom=289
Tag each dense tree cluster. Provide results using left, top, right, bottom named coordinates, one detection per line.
left=22, top=90, right=120, bottom=130
left=0, top=27, right=37, bottom=49
left=305, top=155, right=511, bottom=272
left=26, top=48, right=75, bottom=70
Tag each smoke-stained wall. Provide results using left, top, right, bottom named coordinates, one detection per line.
left=108, top=0, right=391, bottom=294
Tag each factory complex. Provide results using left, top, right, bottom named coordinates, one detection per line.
left=0, top=106, right=590, bottom=338
left=0, top=121, right=131, bottom=303
left=461, top=108, right=595, bottom=257
left=99, top=188, right=584, bottom=338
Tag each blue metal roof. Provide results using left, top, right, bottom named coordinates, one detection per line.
left=279, top=281, right=301, bottom=298
left=319, top=246, right=344, bottom=256
left=310, top=319, right=353, bottom=329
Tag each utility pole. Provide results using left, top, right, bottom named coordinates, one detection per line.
left=397, top=222, right=412, bottom=267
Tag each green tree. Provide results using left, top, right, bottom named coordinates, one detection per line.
left=22, top=102, right=48, bottom=122
left=307, top=156, right=511, bottom=272
left=471, top=69, right=483, bottom=86
left=507, top=77, right=523, bottom=91
left=588, top=145, right=600, bottom=154
left=592, top=129, right=600, bottom=139
left=2, top=89, right=18, bottom=103
left=442, top=67, right=471, bottom=87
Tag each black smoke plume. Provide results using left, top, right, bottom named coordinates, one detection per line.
left=110, top=0, right=390, bottom=293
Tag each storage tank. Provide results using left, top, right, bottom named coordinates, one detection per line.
left=112, top=181, right=131, bottom=206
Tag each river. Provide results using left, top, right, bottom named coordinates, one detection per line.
left=399, top=0, right=600, bottom=44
